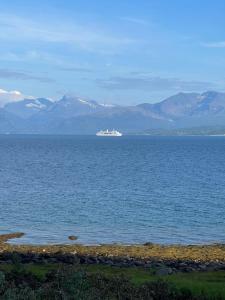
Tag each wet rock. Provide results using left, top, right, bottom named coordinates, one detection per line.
left=68, top=236, right=78, bottom=241
left=0, top=233, right=24, bottom=243
left=143, top=242, right=154, bottom=246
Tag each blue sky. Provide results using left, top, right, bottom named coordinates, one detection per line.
left=0, top=0, right=225, bottom=105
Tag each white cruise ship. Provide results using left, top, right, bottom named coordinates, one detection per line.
left=96, top=129, right=122, bottom=136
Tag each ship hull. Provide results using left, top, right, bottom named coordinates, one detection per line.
left=96, top=130, right=122, bottom=136
left=96, top=133, right=122, bottom=136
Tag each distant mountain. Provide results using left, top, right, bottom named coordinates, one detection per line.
left=0, top=109, right=26, bottom=133
left=45, top=95, right=105, bottom=118
left=1, top=90, right=225, bottom=134
left=24, top=95, right=117, bottom=134
left=56, top=109, right=168, bottom=134
left=4, top=98, right=54, bottom=119
left=138, top=91, right=225, bottom=119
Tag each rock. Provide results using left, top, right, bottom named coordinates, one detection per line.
left=68, top=235, right=78, bottom=241
left=205, top=262, right=222, bottom=271
left=79, top=256, right=86, bottom=264
left=134, top=261, right=145, bottom=267
left=58, top=255, right=78, bottom=264
left=156, top=267, right=173, bottom=276
left=153, top=262, right=164, bottom=268
left=182, top=267, right=196, bottom=273
left=105, top=259, right=113, bottom=265
left=0, top=232, right=25, bottom=243
left=198, top=264, right=207, bottom=271
left=143, top=242, right=154, bottom=246
left=96, top=256, right=104, bottom=263
left=178, top=262, right=188, bottom=267
left=87, top=256, right=98, bottom=264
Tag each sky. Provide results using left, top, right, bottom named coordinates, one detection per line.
left=0, top=0, right=225, bottom=105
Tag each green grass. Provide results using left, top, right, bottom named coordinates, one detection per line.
left=81, top=264, right=155, bottom=284
left=1, top=263, right=225, bottom=298
left=167, top=271, right=225, bottom=298
left=0, top=263, right=58, bottom=280
left=82, top=265, right=225, bottom=297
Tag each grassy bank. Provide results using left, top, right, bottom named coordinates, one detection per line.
left=0, top=262, right=225, bottom=299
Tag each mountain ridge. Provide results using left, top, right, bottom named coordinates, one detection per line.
left=1, top=90, right=225, bottom=134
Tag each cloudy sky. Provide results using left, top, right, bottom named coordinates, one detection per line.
left=0, top=0, right=225, bottom=105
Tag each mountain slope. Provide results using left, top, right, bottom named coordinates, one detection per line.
left=0, top=109, right=26, bottom=133
left=138, top=91, right=225, bottom=121
left=45, top=95, right=105, bottom=118
left=4, top=98, right=54, bottom=119
left=1, top=90, right=225, bottom=134
left=55, top=110, right=169, bottom=134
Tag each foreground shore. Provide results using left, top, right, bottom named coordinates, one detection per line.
left=1, top=233, right=225, bottom=298
left=1, top=233, right=225, bottom=273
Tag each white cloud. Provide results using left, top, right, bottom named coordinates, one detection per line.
left=0, top=88, right=33, bottom=107
left=120, top=17, right=149, bottom=26
left=97, top=76, right=216, bottom=92
left=0, top=69, right=54, bottom=83
left=201, top=41, right=225, bottom=48
left=0, top=13, right=137, bottom=54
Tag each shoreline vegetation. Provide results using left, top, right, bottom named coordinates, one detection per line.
left=1, top=233, right=225, bottom=298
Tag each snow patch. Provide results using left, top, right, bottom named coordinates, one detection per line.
left=77, top=98, right=97, bottom=108
left=100, top=103, right=115, bottom=108
left=77, top=98, right=88, bottom=104
left=0, top=88, right=28, bottom=107
left=25, top=99, right=47, bottom=109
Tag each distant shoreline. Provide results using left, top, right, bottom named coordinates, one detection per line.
left=1, top=132, right=225, bottom=137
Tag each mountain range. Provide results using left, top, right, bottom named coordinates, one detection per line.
left=1, top=91, right=225, bottom=134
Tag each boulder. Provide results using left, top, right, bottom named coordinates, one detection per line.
left=68, top=235, right=78, bottom=241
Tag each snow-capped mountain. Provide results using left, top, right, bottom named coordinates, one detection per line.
left=4, top=98, right=54, bottom=119
left=2, top=90, right=225, bottom=134
left=0, top=89, right=26, bottom=108
left=46, top=95, right=105, bottom=118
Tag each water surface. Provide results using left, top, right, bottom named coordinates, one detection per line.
left=0, top=135, right=224, bottom=245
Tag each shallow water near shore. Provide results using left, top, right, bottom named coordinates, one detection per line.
left=1, top=134, right=225, bottom=245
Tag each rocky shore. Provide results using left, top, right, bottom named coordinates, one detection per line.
left=1, top=233, right=225, bottom=274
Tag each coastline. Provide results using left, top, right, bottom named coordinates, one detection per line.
left=1, top=233, right=225, bottom=273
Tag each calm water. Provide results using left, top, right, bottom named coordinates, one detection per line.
left=0, top=135, right=225, bottom=245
